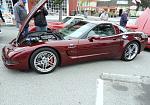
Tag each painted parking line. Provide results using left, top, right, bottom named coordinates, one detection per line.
left=96, top=79, right=103, bottom=105
left=96, top=73, right=150, bottom=105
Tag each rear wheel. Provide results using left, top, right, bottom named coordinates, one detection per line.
left=30, top=48, right=59, bottom=74
left=122, top=41, right=139, bottom=61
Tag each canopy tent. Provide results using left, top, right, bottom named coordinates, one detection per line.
left=127, top=8, right=150, bottom=35
left=136, top=8, right=150, bottom=35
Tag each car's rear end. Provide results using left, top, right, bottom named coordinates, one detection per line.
left=139, top=33, right=148, bottom=51
left=145, top=35, right=150, bottom=49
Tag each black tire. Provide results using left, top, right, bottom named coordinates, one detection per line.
left=30, top=47, right=59, bottom=74
left=122, top=41, right=139, bottom=61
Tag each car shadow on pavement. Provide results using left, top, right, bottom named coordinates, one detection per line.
left=58, top=59, right=120, bottom=71
left=144, top=48, right=150, bottom=52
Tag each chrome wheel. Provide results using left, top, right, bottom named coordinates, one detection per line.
left=123, top=42, right=139, bottom=61
left=30, top=48, right=59, bottom=74
left=34, top=51, right=57, bottom=73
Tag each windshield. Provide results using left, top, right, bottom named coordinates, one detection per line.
left=59, top=21, right=96, bottom=39
left=62, top=17, right=72, bottom=23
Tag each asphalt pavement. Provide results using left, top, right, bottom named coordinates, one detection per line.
left=0, top=26, right=150, bottom=105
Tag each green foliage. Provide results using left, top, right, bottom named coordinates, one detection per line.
left=52, top=0, right=64, bottom=5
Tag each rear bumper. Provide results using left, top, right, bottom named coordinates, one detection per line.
left=145, top=37, right=150, bottom=49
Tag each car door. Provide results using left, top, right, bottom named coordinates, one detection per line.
left=77, top=23, right=122, bottom=59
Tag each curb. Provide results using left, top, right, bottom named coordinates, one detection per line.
left=100, top=73, right=150, bottom=84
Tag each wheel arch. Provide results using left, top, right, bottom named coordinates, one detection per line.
left=123, top=40, right=141, bottom=54
left=28, top=46, right=61, bottom=69
left=121, top=40, right=141, bottom=61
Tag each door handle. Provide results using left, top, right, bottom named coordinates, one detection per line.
left=113, top=38, right=117, bottom=40
left=68, top=44, right=76, bottom=48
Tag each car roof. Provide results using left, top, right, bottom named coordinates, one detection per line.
left=81, top=20, right=116, bottom=25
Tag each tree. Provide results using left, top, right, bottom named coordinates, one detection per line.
left=52, top=0, right=64, bottom=21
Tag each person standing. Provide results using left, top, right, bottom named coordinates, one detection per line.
left=33, top=6, right=48, bottom=32
left=13, top=0, right=28, bottom=35
left=0, top=9, right=5, bottom=22
left=84, top=10, right=88, bottom=18
left=0, top=9, right=5, bottom=33
left=120, top=11, right=128, bottom=27
left=100, top=10, right=109, bottom=21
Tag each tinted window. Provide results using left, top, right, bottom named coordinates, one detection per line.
left=87, top=24, right=115, bottom=37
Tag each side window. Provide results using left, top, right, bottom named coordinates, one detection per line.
left=87, top=26, right=99, bottom=38
left=87, top=24, right=115, bottom=38
left=98, top=24, right=115, bottom=36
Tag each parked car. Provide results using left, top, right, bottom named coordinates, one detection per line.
left=29, top=16, right=85, bottom=32
left=2, top=0, right=148, bottom=74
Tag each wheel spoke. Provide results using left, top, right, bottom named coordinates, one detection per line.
left=128, top=53, right=132, bottom=59
left=125, top=51, right=129, bottom=57
left=35, top=61, right=42, bottom=66
left=44, top=63, right=47, bottom=69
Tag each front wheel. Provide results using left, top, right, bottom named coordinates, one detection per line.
left=30, top=48, right=59, bottom=74
left=122, top=41, right=139, bottom=61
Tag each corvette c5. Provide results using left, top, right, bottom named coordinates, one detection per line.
left=2, top=0, right=148, bottom=74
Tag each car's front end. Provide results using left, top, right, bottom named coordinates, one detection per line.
left=2, top=42, right=30, bottom=71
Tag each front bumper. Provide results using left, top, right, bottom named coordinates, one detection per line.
left=2, top=45, right=29, bottom=71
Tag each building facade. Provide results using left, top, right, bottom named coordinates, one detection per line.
left=97, top=0, right=134, bottom=16
left=0, top=0, right=78, bottom=16
left=28, top=0, right=78, bottom=16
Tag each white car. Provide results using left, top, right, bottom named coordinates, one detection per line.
left=62, top=16, right=86, bottom=26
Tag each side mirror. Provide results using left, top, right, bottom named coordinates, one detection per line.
left=88, top=35, right=100, bottom=42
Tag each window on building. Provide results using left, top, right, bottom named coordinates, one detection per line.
left=46, top=0, right=67, bottom=16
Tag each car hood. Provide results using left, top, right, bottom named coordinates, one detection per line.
left=16, top=0, right=47, bottom=44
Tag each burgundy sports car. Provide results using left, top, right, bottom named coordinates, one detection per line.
left=2, top=0, right=148, bottom=74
